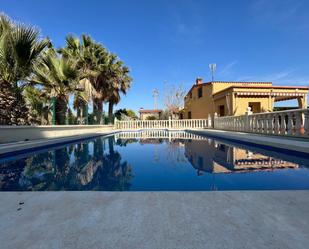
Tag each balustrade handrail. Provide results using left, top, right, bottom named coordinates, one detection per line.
left=216, top=108, right=308, bottom=120
left=115, top=118, right=212, bottom=130
left=116, top=118, right=208, bottom=123
left=213, top=108, right=309, bottom=137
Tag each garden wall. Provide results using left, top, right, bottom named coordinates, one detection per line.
left=0, top=125, right=114, bottom=143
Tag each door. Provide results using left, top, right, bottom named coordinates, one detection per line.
left=219, top=105, right=225, bottom=117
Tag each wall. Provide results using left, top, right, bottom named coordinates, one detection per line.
left=233, top=96, right=271, bottom=116
left=183, top=82, right=273, bottom=119
left=0, top=125, right=114, bottom=143
left=184, top=84, right=214, bottom=119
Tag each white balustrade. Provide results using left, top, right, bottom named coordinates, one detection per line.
left=213, top=108, right=309, bottom=137
left=115, top=117, right=212, bottom=131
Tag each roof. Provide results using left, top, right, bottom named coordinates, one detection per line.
left=185, top=81, right=273, bottom=97
left=213, top=85, right=309, bottom=97
left=139, top=109, right=163, bottom=113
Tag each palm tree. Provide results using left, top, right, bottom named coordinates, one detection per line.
left=0, top=14, right=49, bottom=125
left=23, top=86, right=50, bottom=124
left=31, top=48, right=79, bottom=124
left=106, top=55, right=132, bottom=123
left=60, top=34, right=109, bottom=124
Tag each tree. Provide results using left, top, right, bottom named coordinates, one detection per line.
left=0, top=14, right=49, bottom=125
left=146, top=116, right=158, bottom=120
left=31, top=48, right=79, bottom=124
left=114, top=108, right=137, bottom=120
left=105, top=55, right=132, bottom=123
left=23, top=86, right=50, bottom=124
left=60, top=35, right=110, bottom=124
left=163, top=83, right=186, bottom=119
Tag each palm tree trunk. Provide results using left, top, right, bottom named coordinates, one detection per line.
left=55, top=96, right=67, bottom=125
left=93, top=98, right=103, bottom=124
left=0, top=80, right=29, bottom=125
left=108, top=101, right=114, bottom=124
left=76, top=104, right=81, bottom=124
left=108, top=137, right=114, bottom=155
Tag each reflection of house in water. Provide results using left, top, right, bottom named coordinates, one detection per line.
left=184, top=139, right=299, bottom=175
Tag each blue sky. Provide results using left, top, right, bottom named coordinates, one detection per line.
left=2, top=0, right=309, bottom=112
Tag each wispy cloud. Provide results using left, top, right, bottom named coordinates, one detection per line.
left=250, top=0, right=309, bottom=32
left=236, top=68, right=309, bottom=86
left=217, top=60, right=238, bottom=78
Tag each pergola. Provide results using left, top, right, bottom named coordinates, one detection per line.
left=213, top=85, right=308, bottom=116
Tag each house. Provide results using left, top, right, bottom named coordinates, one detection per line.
left=183, top=78, right=309, bottom=119
left=139, top=108, right=162, bottom=120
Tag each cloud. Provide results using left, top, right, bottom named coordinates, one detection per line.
left=250, top=0, right=309, bottom=32
left=217, top=60, right=238, bottom=78
left=236, top=68, right=309, bottom=86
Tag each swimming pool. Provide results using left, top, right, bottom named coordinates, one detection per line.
left=1, top=130, right=309, bottom=191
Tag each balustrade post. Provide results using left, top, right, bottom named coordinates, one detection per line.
left=245, top=107, right=252, bottom=132
left=263, top=115, right=268, bottom=134
left=214, top=113, right=218, bottom=129
left=280, top=114, right=287, bottom=135
left=169, top=117, right=171, bottom=129
left=304, top=110, right=309, bottom=136
left=208, top=114, right=212, bottom=128
left=294, top=111, right=302, bottom=136
left=274, top=114, right=280, bottom=134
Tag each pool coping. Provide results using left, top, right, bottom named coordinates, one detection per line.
left=187, top=129, right=309, bottom=156
left=0, top=131, right=117, bottom=158
left=1, top=128, right=308, bottom=159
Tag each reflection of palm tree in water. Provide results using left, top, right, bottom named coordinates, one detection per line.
left=97, top=137, right=133, bottom=190
left=3, top=136, right=133, bottom=191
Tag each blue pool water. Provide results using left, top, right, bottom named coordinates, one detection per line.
left=1, top=131, right=309, bottom=191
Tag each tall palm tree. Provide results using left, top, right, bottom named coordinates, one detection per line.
left=106, top=55, right=132, bottom=123
left=0, top=14, right=49, bottom=125
left=60, top=34, right=109, bottom=124
left=23, top=86, right=50, bottom=124
left=31, top=48, right=79, bottom=124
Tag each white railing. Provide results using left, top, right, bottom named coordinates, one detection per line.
left=115, top=130, right=208, bottom=140
left=115, top=118, right=212, bottom=130
left=214, top=108, right=309, bottom=137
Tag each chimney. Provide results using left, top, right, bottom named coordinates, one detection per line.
left=196, top=77, right=203, bottom=85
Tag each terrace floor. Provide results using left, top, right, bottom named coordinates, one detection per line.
left=0, top=191, right=308, bottom=249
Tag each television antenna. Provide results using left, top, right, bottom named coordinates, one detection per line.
left=209, top=63, right=216, bottom=82
left=152, top=89, right=159, bottom=109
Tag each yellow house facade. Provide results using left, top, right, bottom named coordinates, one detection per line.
left=183, top=78, right=309, bottom=119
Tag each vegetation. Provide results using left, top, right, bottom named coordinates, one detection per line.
left=146, top=115, right=158, bottom=120
left=163, top=83, right=186, bottom=119
left=0, top=14, right=49, bottom=124
left=0, top=14, right=132, bottom=125
left=114, top=108, right=137, bottom=120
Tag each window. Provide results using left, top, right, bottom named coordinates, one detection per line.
left=189, top=92, right=192, bottom=98
left=198, top=87, right=203, bottom=98
left=188, top=111, right=192, bottom=119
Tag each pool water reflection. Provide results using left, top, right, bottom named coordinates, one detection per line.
left=1, top=131, right=309, bottom=191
